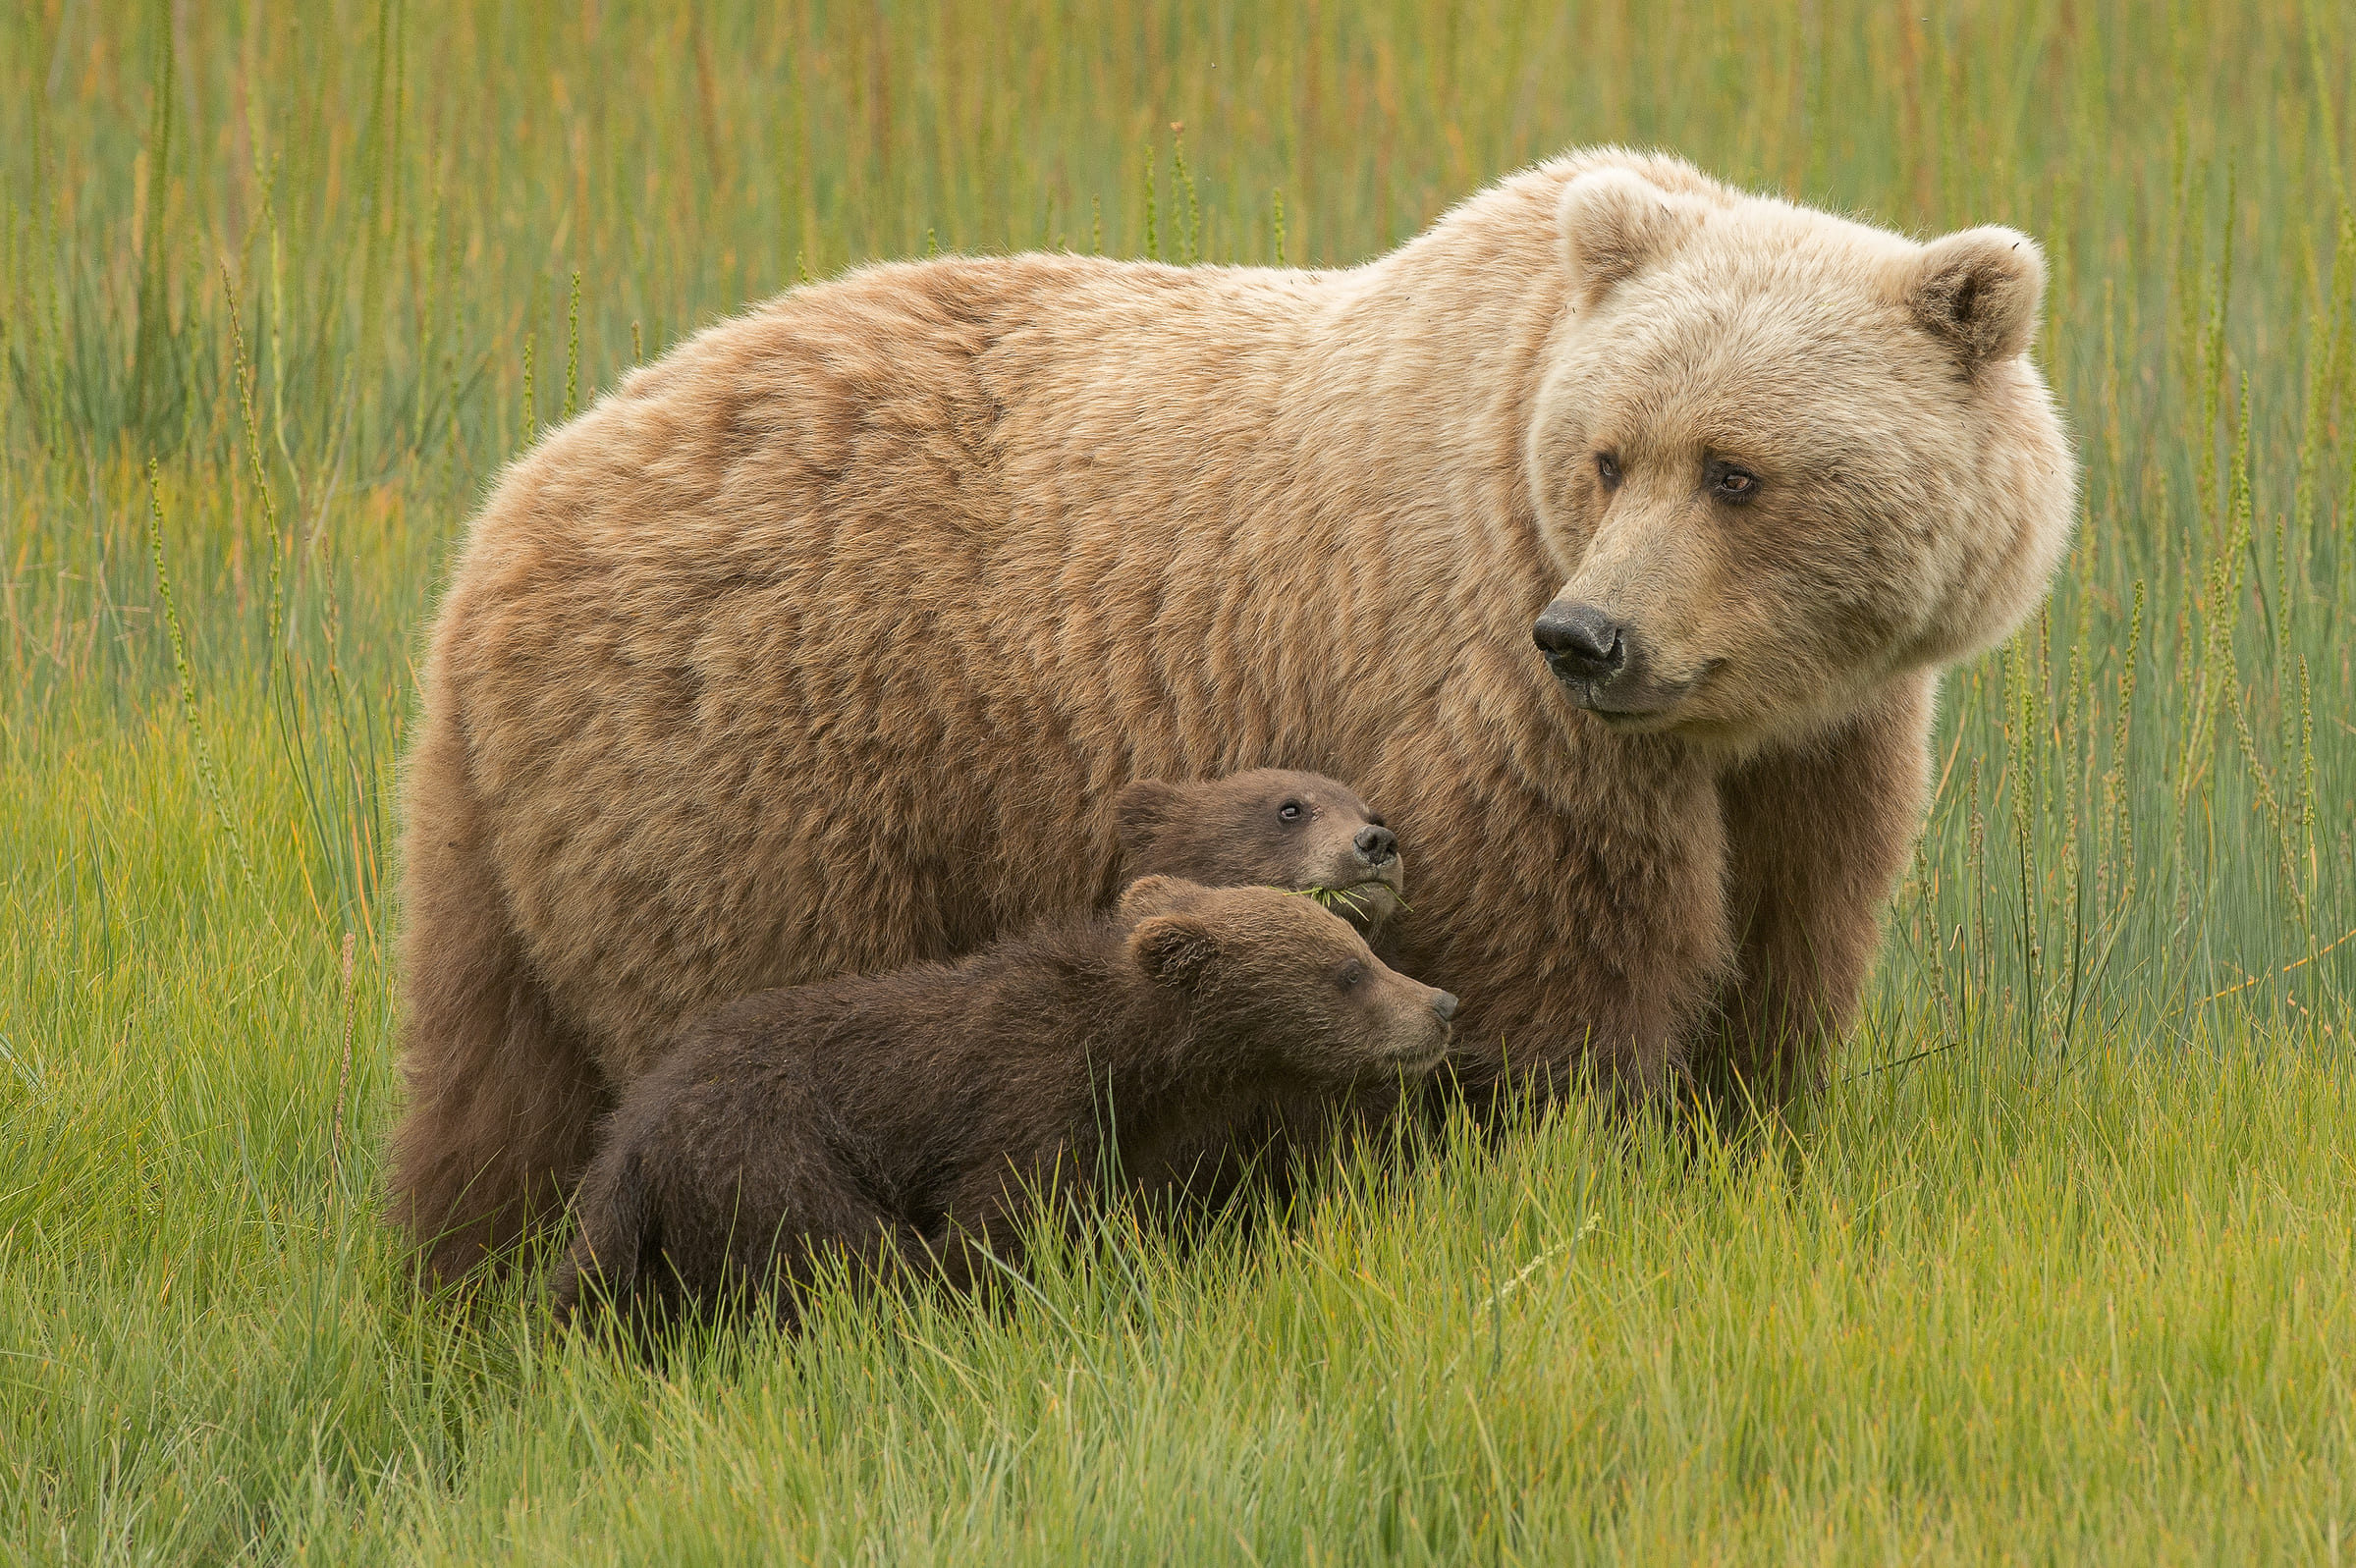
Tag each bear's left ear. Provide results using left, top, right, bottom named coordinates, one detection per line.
left=1897, top=227, right=2046, bottom=369
left=1114, top=780, right=1180, bottom=853
left=1118, top=874, right=1209, bottom=922
left=1556, top=168, right=1706, bottom=309
left=1129, top=912, right=1221, bottom=991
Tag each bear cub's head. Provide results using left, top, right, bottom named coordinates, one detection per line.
left=1116, top=770, right=1403, bottom=938
left=1117, top=876, right=1456, bottom=1081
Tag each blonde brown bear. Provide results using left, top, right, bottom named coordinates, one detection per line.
left=392, top=148, right=2073, bottom=1277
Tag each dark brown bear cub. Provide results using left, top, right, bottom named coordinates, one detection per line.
left=553, top=878, right=1456, bottom=1331
left=1113, top=769, right=1411, bottom=1209
left=1115, top=769, right=1403, bottom=942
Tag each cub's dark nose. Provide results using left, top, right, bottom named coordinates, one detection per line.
left=1532, top=602, right=1626, bottom=684
left=1430, top=990, right=1459, bottom=1023
left=1352, top=825, right=1398, bottom=867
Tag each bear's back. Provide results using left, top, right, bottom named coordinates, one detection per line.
left=435, top=253, right=1490, bottom=1081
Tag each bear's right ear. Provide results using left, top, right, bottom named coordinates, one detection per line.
left=1557, top=168, right=1704, bottom=310
left=1129, top=912, right=1221, bottom=990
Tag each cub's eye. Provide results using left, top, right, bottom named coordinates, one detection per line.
left=1335, top=961, right=1366, bottom=991
left=1595, top=452, right=1622, bottom=489
left=1278, top=801, right=1303, bottom=823
left=1710, top=463, right=1761, bottom=504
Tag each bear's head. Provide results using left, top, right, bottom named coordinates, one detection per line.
left=1115, top=769, right=1403, bottom=937
left=1117, top=877, right=1455, bottom=1079
left=1524, top=161, right=2075, bottom=746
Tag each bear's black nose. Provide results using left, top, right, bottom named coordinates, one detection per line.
left=1532, top=602, right=1626, bottom=684
left=1353, top=825, right=1397, bottom=867
left=1430, top=990, right=1459, bottom=1022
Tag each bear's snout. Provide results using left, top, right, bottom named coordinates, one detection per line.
left=1532, top=599, right=1704, bottom=723
left=1533, top=602, right=1627, bottom=686
left=1352, top=825, right=1398, bottom=868
left=1430, top=989, right=1459, bottom=1022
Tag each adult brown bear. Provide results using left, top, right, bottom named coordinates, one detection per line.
left=391, top=148, right=2074, bottom=1278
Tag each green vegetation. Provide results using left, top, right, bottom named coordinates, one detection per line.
left=3, top=1, right=2351, bottom=1559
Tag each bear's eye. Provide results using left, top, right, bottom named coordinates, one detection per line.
left=1278, top=801, right=1303, bottom=823
left=1336, top=961, right=1365, bottom=991
left=1595, top=452, right=1622, bottom=489
left=1709, top=462, right=1761, bottom=504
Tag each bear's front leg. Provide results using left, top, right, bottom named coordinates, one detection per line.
left=1712, top=671, right=1938, bottom=1102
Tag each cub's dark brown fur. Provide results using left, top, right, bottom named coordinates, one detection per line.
left=1115, top=769, right=1402, bottom=942
left=1115, top=769, right=1413, bottom=1207
left=552, top=879, right=1455, bottom=1331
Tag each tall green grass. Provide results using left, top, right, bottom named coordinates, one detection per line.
left=3, top=2, right=2350, bottom=1560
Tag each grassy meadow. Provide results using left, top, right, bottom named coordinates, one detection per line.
left=4, top=0, right=2353, bottom=1560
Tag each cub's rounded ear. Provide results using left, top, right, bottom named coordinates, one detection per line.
left=1557, top=168, right=1705, bottom=309
left=1117, top=874, right=1200, bottom=922
left=1129, top=912, right=1220, bottom=990
left=1897, top=226, right=2046, bottom=368
left=1114, top=779, right=1182, bottom=850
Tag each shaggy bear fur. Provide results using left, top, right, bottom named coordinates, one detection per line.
left=550, top=879, right=1456, bottom=1331
left=391, top=146, right=2074, bottom=1278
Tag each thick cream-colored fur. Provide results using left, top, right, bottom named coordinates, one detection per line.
left=390, top=147, right=2073, bottom=1276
